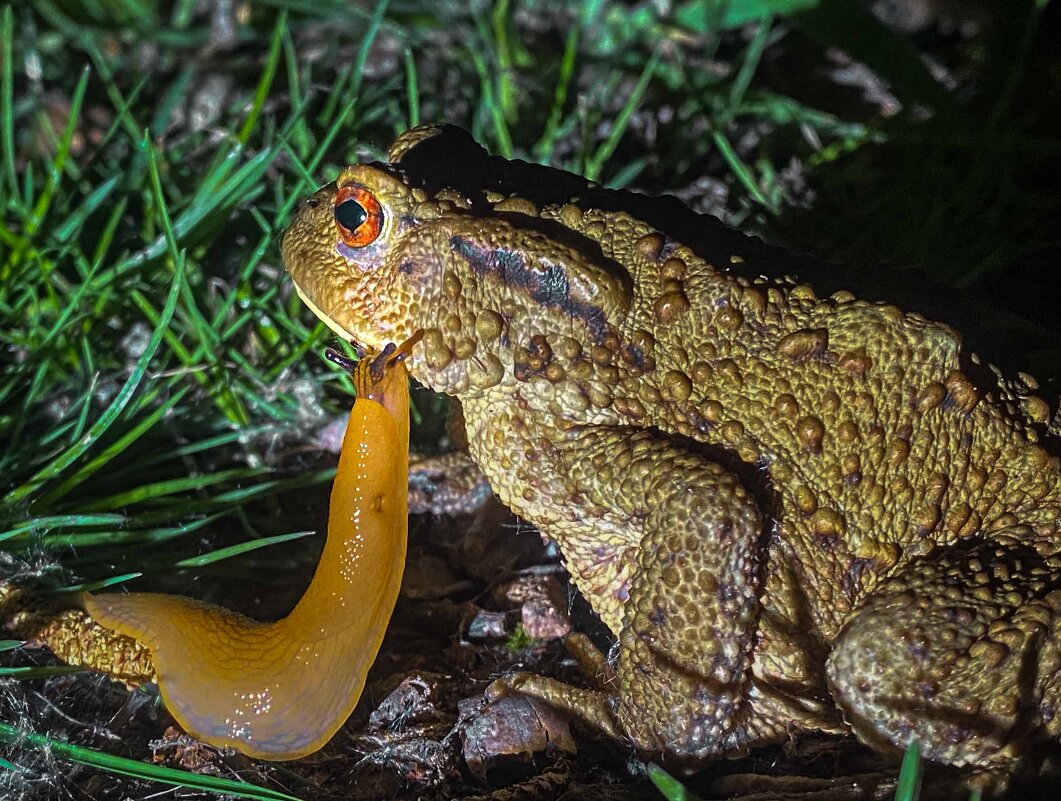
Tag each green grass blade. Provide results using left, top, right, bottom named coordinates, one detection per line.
left=53, top=176, right=120, bottom=243
left=893, top=740, right=922, bottom=801
left=41, top=513, right=225, bottom=549
left=348, top=0, right=389, bottom=105
left=1, top=5, right=16, bottom=202
left=0, top=666, right=86, bottom=679
left=55, top=573, right=143, bottom=593
left=711, top=127, right=778, bottom=212
left=534, top=26, right=578, bottom=164
left=587, top=47, right=660, bottom=182
left=174, top=529, right=314, bottom=568
left=490, top=0, right=519, bottom=121
left=41, top=221, right=118, bottom=346
left=281, top=31, right=312, bottom=157
left=239, top=9, right=287, bottom=146
left=647, top=763, right=699, bottom=801
left=130, top=427, right=274, bottom=473
left=0, top=513, right=127, bottom=543
left=728, top=15, right=772, bottom=114
left=26, top=66, right=90, bottom=234
left=76, top=467, right=265, bottom=513
left=99, top=144, right=274, bottom=282
left=404, top=46, right=420, bottom=129
left=468, top=33, right=513, bottom=157
left=209, top=468, right=334, bottom=506
left=318, top=0, right=388, bottom=127
left=0, top=722, right=301, bottom=800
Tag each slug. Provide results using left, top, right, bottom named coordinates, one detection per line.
left=81, top=335, right=420, bottom=760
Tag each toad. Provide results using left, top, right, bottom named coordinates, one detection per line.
left=281, top=124, right=1061, bottom=776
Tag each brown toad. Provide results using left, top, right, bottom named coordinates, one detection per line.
left=281, top=124, right=1061, bottom=775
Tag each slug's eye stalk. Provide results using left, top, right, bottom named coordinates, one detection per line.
left=334, top=184, right=383, bottom=247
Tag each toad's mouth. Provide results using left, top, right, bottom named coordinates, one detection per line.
left=292, top=280, right=373, bottom=352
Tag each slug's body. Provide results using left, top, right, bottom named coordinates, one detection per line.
left=81, top=341, right=415, bottom=760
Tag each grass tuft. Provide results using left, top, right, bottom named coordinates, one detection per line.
left=0, top=722, right=300, bottom=800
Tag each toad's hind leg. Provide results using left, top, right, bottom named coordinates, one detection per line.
left=490, top=428, right=764, bottom=758
left=826, top=527, right=1061, bottom=774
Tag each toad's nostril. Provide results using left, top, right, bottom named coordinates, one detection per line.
left=306, top=197, right=321, bottom=209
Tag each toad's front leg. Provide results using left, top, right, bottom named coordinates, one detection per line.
left=485, top=425, right=764, bottom=758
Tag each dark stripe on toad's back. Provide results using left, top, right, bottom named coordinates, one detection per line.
left=451, top=235, right=610, bottom=343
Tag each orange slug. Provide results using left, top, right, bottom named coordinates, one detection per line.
left=81, top=335, right=420, bottom=760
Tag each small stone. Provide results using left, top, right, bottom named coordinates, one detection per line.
left=467, top=609, right=509, bottom=640
left=462, top=696, right=576, bottom=785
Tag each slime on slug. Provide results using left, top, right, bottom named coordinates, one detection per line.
left=81, top=333, right=421, bottom=760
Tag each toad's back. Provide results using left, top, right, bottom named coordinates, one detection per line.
left=520, top=198, right=1061, bottom=637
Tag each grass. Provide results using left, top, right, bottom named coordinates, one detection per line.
left=648, top=742, right=943, bottom=801
left=1, top=0, right=1059, bottom=798
left=0, top=721, right=300, bottom=801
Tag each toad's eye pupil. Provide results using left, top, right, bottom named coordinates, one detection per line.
left=335, top=199, right=368, bottom=231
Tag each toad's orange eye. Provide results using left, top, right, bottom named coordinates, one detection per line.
left=334, top=185, right=383, bottom=248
